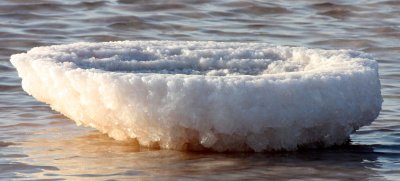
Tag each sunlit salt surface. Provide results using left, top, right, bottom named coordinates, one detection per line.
left=10, top=41, right=382, bottom=152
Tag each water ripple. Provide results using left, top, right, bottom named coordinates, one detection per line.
left=0, top=0, right=399, bottom=180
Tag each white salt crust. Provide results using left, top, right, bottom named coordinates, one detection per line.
left=10, top=41, right=382, bottom=152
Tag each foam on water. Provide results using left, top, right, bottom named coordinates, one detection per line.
left=10, top=41, right=382, bottom=152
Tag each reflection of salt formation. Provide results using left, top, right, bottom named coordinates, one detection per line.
left=11, top=41, right=382, bottom=152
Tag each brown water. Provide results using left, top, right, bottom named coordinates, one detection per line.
left=1, top=0, right=399, bottom=180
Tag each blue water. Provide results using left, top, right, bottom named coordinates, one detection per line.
left=0, top=0, right=399, bottom=180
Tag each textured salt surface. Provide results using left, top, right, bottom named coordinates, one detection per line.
left=10, top=41, right=382, bottom=152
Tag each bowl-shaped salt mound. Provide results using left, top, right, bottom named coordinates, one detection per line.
left=10, top=41, right=382, bottom=152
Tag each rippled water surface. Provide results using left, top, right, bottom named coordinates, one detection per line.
left=1, top=0, right=399, bottom=180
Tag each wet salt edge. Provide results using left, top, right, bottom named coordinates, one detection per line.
left=10, top=41, right=382, bottom=152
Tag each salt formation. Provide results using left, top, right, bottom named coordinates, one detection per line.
left=10, top=41, right=382, bottom=152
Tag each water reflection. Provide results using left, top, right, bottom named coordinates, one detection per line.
left=1, top=0, right=400, bottom=179
left=3, top=127, right=387, bottom=180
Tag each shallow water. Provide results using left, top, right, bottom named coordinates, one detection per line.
left=0, top=0, right=399, bottom=180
